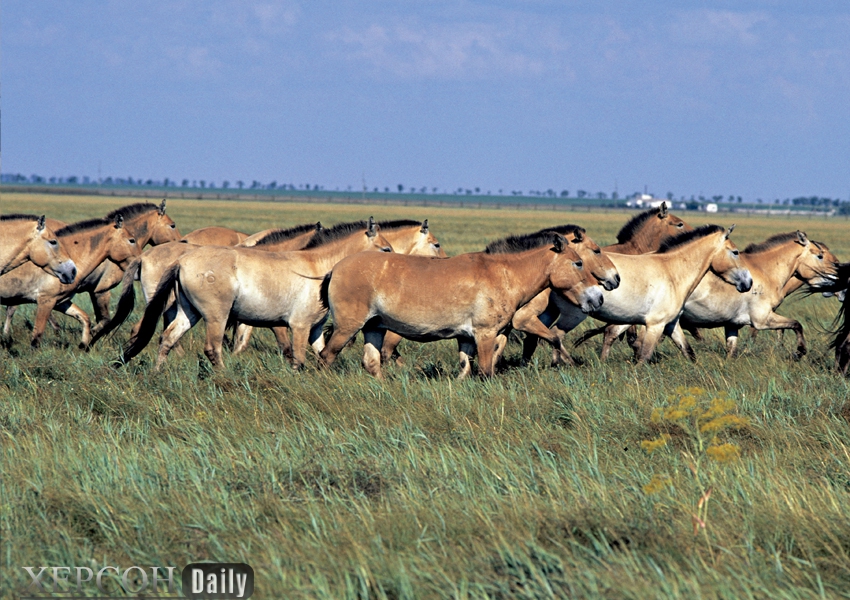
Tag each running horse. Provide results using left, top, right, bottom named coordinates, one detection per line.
left=117, top=218, right=393, bottom=370
left=0, top=215, right=140, bottom=347
left=318, top=231, right=604, bottom=380
left=0, top=214, right=76, bottom=282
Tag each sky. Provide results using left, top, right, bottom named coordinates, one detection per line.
left=2, top=1, right=849, bottom=201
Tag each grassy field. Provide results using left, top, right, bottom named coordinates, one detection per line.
left=2, top=192, right=850, bottom=599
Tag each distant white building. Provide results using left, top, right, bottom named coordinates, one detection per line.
left=705, top=203, right=718, bottom=213
left=626, top=193, right=667, bottom=209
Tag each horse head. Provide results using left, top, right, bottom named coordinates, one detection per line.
left=548, top=233, right=604, bottom=313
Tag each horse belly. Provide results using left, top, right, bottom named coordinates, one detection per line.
left=374, top=296, right=473, bottom=341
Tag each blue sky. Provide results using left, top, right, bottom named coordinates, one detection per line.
left=3, top=1, right=849, bottom=200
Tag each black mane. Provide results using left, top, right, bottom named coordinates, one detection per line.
left=253, top=223, right=320, bottom=247
left=377, top=219, right=422, bottom=231
left=485, top=231, right=563, bottom=254
left=657, top=224, right=725, bottom=253
left=743, top=232, right=800, bottom=254
left=55, top=218, right=112, bottom=238
left=1, top=214, right=40, bottom=222
left=104, top=202, right=157, bottom=221
left=302, top=220, right=368, bottom=249
left=535, top=224, right=584, bottom=236
left=616, top=207, right=664, bottom=244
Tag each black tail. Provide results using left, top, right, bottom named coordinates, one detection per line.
left=90, top=258, right=141, bottom=346
left=573, top=325, right=608, bottom=348
left=117, top=262, right=180, bottom=366
left=319, top=272, right=332, bottom=311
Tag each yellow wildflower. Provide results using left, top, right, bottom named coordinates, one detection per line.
left=699, top=397, right=737, bottom=420
left=643, top=474, right=673, bottom=495
left=641, top=434, right=670, bottom=454
left=699, top=414, right=749, bottom=435
left=706, top=443, right=740, bottom=463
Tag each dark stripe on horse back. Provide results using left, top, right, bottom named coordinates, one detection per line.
left=376, top=219, right=422, bottom=230
left=104, top=202, right=158, bottom=220
left=742, top=232, right=802, bottom=255
left=254, top=222, right=321, bottom=247
left=484, top=231, right=563, bottom=254
left=54, top=218, right=112, bottom=237
left=615, top=207, right=664, bottom=244
left=657, top=224, right=724, bottom=253
left=302, top=220, right=368, bottom=249
left=1, top=214, right=40, bottom=221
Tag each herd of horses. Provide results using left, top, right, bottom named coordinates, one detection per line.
left=3, top=200, right=850, bottom=379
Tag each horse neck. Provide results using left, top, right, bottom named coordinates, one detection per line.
left=485, top=248, right=554, bottom=307
left=660, top=235, right=725, bottom=298
left=605, top=227, right=661, bottom=255
left=308, top=234, right=375, bottom=273
left=743, top=243, right=804, bottom=295
left=381, top=228, right=417, bottom=254
left=61, top=228, right=116, bottom=280
left=0, top=223, right=33, bottom=268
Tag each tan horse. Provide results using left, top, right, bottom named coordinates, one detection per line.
left=568, top=225, right=752, bottom=363
left=0, top=215, right=140, bottom=347
left=671, top=231, right=839, bottom=359
left=483, top=225, right=620, bottom=367
left=118, top=218, right=393, bottom=370
left=4, top=200, right=181, bottom=338
left=0, top=214, right=77, bottom=282
left=318, top=231, right=604, bottom=380
left=182, top=226, right=248, bottom=245
left=91, top=221, right=324, bottom=348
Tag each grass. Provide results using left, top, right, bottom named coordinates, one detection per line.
left=1, top=193, right=850, bottom=598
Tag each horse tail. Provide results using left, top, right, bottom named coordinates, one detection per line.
left=572, top=325, right=608, bottom=348
left=117, top=262, right=180, bottom=366
left=319, top=272, right=332, bottom=311
left=90, top=257, right=140, bottom=346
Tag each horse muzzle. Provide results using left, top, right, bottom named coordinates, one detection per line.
left=56, top=260, right=77, bottom=284
left=732, top=268, right=753, bottom=293
left=579, top=286, right=604, bottom=313
left=600, top=271, right=620, bottom=291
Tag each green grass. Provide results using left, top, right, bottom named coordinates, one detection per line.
left=1, top=193, right=850, bottom=599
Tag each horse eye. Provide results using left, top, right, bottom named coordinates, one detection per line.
left=433, top=243, right=440, bottom=248
left=732, top=250, right=739, bottom=256
left=817, top=254, right=823, bottom=260
left=574, top=261, right=583, bottom=269
left=129, top=238, right=137, bottom=244
left=170, top=224, right=176, bottom=229
left=677, top=223, right=684, bottom=228
left=593, top=248, right=601, bottom=254
left=49, top=239, right=58, bottom=246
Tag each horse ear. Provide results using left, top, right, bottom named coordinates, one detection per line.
left=658, top=202, right=668, bottom=218
left=315, top=221, right=323, bottom=231
left=37, top=215, right=46, bottom=231
left=725, top=224, right=736, bottom=239
left=420, top=219, right=429, bottom=234
left=571, top=228, right=584, bottom=243
left=115, top=214, right=124, bottom=229
left=158, top=198, right=167, bottom=215
left=796, top=230, right=809, bottom=245
left=551, top=234, right=565, bottom=253
left=367, top=216, right=377, bottom=238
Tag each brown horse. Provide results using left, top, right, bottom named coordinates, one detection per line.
left=0, top=215, right=140, bottom=347
left=318, top=231, right=604, bottom=380
left=182, top=226, right=248, bottom=245
left=671, top=231, right=839, bottom=359
left=4, top=200, right=181, bottom=338
left=91, top=221, right=325, bottom=348
left=119, top=218, right=393, bottom=370
left=0, top=214, right=77, bottom=282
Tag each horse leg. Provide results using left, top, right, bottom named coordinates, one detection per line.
left=231, top=323, right=253, bottom=355
left=522, top=303, right=560, bottom=363
left=493, top=332, right=509, bottom=366
left=757, top=312, right=806, bottom=359
left=837, top=335, right=850, bottom=376
left=3, top=306, right=15, bottom=337
left=362, top=327, right=386, bottom=380
left=308, top=320, right=326, bottom=356
left=54, top=300, right=93, bottom=349
left=89, top=291, right=113, bottom=336
left=319, top=323, right=361, bottom=369
left=668, top=322, right=696, bottom=361
left=274, top=326, right=295, bottom=358
left=724, top=326, right=740, bottom=358
left=380, top=331, right=405, bottom=365
left=31, top=299, right=59, bottom=347
left=457, top=338, right=476, bottom=380
left=155, top=297, right=200, bottom=371
left=600, top=324, right=630, bottom=361
left=636, top=324, right=665, bottom=364
left=512, top=311, right=574, bottom=367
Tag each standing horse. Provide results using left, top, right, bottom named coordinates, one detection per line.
left=565, top=225, right=751, bottom=364
left=0, top=215, right=140, bottom=347
left=319, top=231, right=603, bottom=380
left=118, top=218, right=393, bottom=370
left=182, top=226, right=248, bottom=245
left=0, top=215, right=76, bottom=282
left=4, top=200, right=180, bottom=338
left=673, top=231, right=839, bottom=359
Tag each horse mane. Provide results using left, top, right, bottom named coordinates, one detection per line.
left=616, top=207, right=664, bottom=244
left=253, top=223, right=320, bottom=247
left=657, top=224, right=724, bottom=253
left=302, top=220, right=368, bottom=249
left=104, top=202, right=157, bottom=220
left=485, top=231, right=562, bottom=254
left=742, top=232, right=800, bottom=254
left=1, top=214, right=40, bottom=222
left=536, top=224, right=584, bottom=236
left=377, top=219, right=422, bottom=231
left=54, top=218, right=112, bottom=238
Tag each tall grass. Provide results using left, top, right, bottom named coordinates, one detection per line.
left=1, top=193, right=849, bottom=598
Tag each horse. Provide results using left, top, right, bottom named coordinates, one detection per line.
left=90, top=221, right=325, bottom=348
left=669, top=231, right=839, bottom=359
left=117, top=218, right=393, bottom=370
left=0, top=215, right=140, bottom=348
left=318, top=231, right=603, bottom=380
left=4, top=200, right=180, bottom=338
left=181, top=226, right=248, bottom=245
left=828, top=262, right=850, bottom=375
left=482, top=225, right=620, bottom=367
left=0, top=214, right=76, bottom=283
left=561, top=225, right=752, bottom=364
